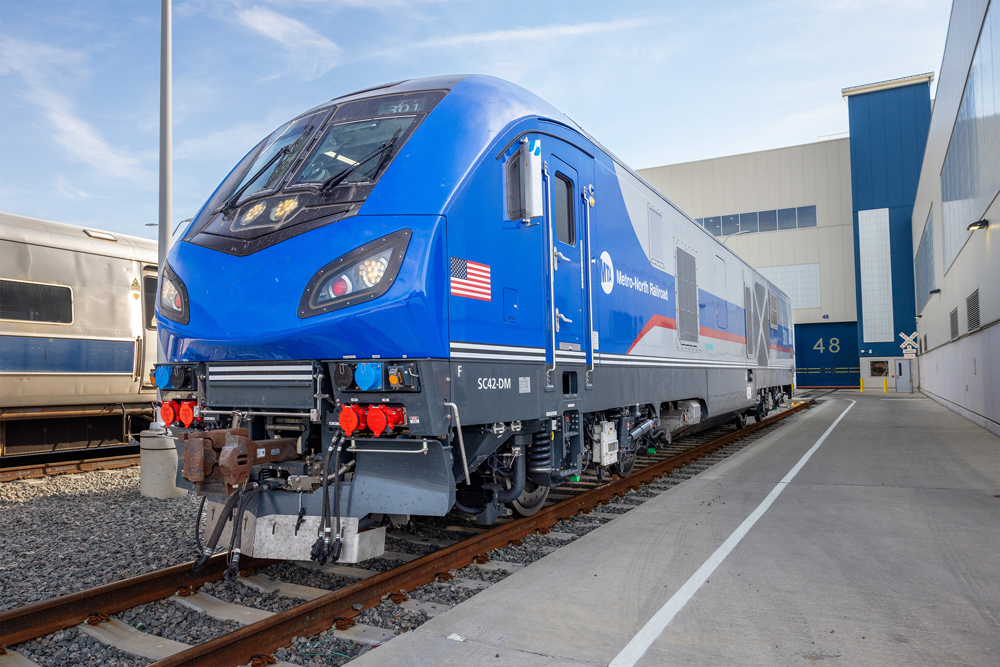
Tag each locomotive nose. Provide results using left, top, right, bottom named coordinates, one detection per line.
left=157, top=214, right=447, bottom=362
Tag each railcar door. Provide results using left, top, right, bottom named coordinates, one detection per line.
left=140, top=266, right=158, bottom=389
left=543, top=143, right=594, bottom=389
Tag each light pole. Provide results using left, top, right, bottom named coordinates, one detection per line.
left=157, top=0, right=172, bottom=363
left=721, top=230, right=751, bottom=245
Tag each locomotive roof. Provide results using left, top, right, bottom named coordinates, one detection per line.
left=0, top=211, right=158, bottom=263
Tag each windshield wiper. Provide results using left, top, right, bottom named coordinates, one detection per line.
left=319, top=134, right=398, bottom=194
left=369, top=127, right=403, bottom=182
left=219, top=145, right=292, bottom=214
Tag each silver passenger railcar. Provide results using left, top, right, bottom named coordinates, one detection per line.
left=0, top=212, right=158, bottom=457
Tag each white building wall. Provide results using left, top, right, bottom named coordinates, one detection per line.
left=910, top=0, right=1000, bottom=435
left=638, top=138, right=856, bottom=326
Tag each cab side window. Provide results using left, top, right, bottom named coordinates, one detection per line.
left=554, top=173, right=574, bottom=245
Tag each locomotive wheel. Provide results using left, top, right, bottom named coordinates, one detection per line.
left=511, top=479, right=550, bottom=517
left=734, top=412, right=748, bottom=430
left=612, top=446, right=637, bottom=477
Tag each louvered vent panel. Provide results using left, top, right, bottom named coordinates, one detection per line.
left=966, top=289, right=980, bottom=331
left=676, top=248, right=699, bottom=344
left=950, top=308, right=959, bottom=340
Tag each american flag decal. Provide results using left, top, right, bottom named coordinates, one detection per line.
left=450, top=257, right=491, bottom=301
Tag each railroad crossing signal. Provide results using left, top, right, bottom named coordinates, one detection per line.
left=899, top=332, right=917, bottom=359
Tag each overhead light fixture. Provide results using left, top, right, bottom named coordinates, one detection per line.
left=968, top=219, right=988, bottom=230
left=915, top=314, right=922, bottom=318
left=929, top=289, right=941, bottom=295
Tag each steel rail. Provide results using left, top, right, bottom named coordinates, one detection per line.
left=0, top=453, right=142, bottom=483
left=0, top=554, right=274, bottom=646
left=147, top=400, right=812, bottom=667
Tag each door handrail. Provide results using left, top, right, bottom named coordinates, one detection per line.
left=543, top=161, right=556, bottom=389
left=583, top=185, right=595, bottom=387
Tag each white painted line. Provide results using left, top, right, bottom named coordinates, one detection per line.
left=609, top=400, right=856, bottom=667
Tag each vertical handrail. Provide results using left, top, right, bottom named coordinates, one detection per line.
left=543, top=162, right=556, bottom=389
left=443, top=402, right=472, bottom=485
left=583, top=186, right=595, bottom=387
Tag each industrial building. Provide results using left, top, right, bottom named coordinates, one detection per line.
left=639, top=1, right=999, bottom=435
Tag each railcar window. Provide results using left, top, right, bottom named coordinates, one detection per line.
left=0, top=280, right=72, bottom=324
left=554, top=173, right=575, bottom=245
left=506, top=155, right=523, bottom=220
left=143, top=276, right=158, bottom=329
left=768, top=291, right=779, bottom=330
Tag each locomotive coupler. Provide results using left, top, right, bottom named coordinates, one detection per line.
left=179, top=427, right=299, bottom=493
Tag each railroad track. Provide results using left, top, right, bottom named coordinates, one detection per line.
left=0, top=400, right=812, bottom=666
left=0, top=452, right=141, bottom=483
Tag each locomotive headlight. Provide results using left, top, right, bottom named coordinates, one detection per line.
left=298, top=229, right=412, bottom=318
left=359, top=255, right=389, bottom=288
left=158, top=263, right=190, bottom=325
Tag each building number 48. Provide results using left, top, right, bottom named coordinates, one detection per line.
left=813, top=338, right=840, bottom=353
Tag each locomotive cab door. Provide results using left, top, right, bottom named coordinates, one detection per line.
left=543, top=142, right=594, bottom=390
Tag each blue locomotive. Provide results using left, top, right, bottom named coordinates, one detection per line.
left=150, top=75, right=794, bottom=568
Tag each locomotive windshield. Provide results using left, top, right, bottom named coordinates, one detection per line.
left=294, top=116, right=416, bottom=187
left=183, top=90, right=447, bottom=256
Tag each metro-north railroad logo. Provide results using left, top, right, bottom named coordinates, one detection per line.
left=600, top=251, right=614, bottom=294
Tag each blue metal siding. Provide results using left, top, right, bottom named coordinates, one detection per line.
left=0, top=336, right=134, bottom=373
left=794, top=322, right=859, bottom=387
left=847, top=82, right=931, bottom=358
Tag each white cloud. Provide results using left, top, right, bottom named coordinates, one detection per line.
left=54, top=174, right=96, bottom=199
left=372, top=16, right=663, bottom=58
left=236, top=6, right=342, bottom=80
left=0, top=35, right=148, bottom=182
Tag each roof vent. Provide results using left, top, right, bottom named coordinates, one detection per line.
left=84, top=229, right=117, bottom=242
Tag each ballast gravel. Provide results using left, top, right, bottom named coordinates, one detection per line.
left=0, top=467, right=202, bottom=612
left=263, top=561, right=354, bottom=592
left=356, top=598, right=428, bottom=633
left=269, top=631, right=367, bottom=666
left=201, top=579, right=299, bottom=614
left=13, top=627, right=150, bottom=667
left=115, top=597, right=240, bottom=645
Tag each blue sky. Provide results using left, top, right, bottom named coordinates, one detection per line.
left=0, top=0, right=951, bottom=239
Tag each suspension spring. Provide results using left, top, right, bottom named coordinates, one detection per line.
left=527, top=430, right=552, bottom=472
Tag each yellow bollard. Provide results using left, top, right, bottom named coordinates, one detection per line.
left=883, top=377, right=888, bottom=393
left=860, top=377, right=864, bottom=393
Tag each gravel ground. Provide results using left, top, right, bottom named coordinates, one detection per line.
left=382, top=536, right=438, bottom=556
left=115, top=597, right=240, bottom=645
left=261, top=561, right=354, bottom=592
left=201, top=579, right=300, bottom=614
left=13, top=627, right=150, bottom=667
left=0, top=468, right=202, bottom=611
left=352, top=557, right=407, bottom=573
left=451, top=564, right=512, bottom=584
left=356, top=598, right=428, bottom=633
left=485, top=534, right=558, bottom=566
left=407, top=578, right=481, bottom=606
left=268, top=632, right=368, bottom=666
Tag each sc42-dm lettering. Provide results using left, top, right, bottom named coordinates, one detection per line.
left=147, top=75, right=794, bottom=572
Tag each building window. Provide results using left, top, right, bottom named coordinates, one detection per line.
left=0, top=279, right=73, bottom=324
left=941, top=2, right=1000, bottom=270
left=914, top=208, right=935, bottom=314
left=697, top=205, right=818, bottom=237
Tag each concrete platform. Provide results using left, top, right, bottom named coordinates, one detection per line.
left=352, top=393, right=1000, bottom=666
